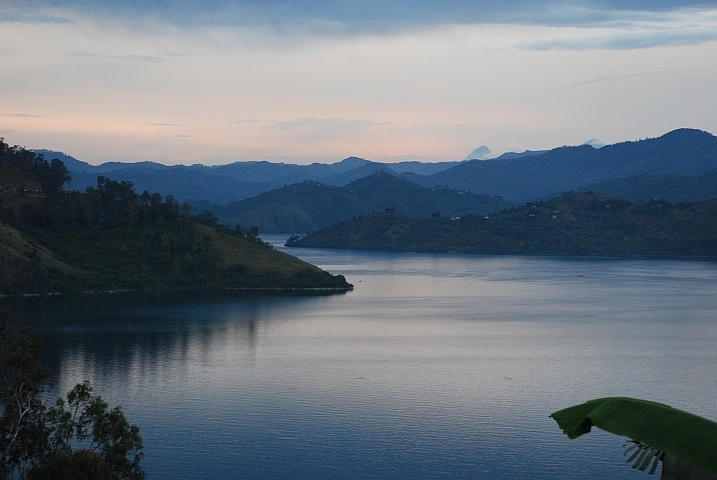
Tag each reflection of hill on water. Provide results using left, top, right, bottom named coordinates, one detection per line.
left=2, top=291, right=345, bottom=375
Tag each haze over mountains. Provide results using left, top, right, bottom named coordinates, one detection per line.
left=33, top=128, right=717, bottom=223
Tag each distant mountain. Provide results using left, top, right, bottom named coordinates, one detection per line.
left=33, top=150, right=169, bottom=173
left=343, top=172, right=510, bottom=217
left=204, top=156, right=373, bottom=184
left=67, top=167, right=272, bottom=204
left=465, top=146, right=491, bottom=160
left=198, top=172, right=513, bottom=233
left=287, top=191, right=717, bottom=256
left=318, top=163, right=400, bottom=186
left=33, top=128, right=717, bottom=206
left=32, top=150, right=97, bottom=173
left=385, top=160, right=465, bottom=175
left=583, top=138, right=605, bottom=149
left=463, top=147, right=549, bottom=161
left=492, top=150, right=548, bottom=160
left=404, top=129, right=717, bottom=204
left=255, top=158, right=463, bottom=185
left=205, top=181, right=364, bottom=234
left=33, top=151, right=454, bottom=203
left=32, top=150, right=242, bottom=200
left=583, top=168, right=717, bottom=202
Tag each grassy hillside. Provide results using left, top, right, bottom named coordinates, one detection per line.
left=198, top=172, right=513, bottom=233
left=0, top=140, right=351, bottom=295
left=287, top=191, right=717, bottom=256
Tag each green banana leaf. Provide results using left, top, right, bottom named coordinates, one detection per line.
left=550, top=397, right=717, bottom=477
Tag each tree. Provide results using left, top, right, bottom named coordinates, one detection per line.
left=196, top=210, right=218, bottom=227
left=551, top=397, right=717, bottom=479
left=0, top=314, right=145, bottom=480
left=29, top=382, right=145, bottom=480
left=0, top=314, right=51, bottom=480
left=30, top=156, right=71, bottom=197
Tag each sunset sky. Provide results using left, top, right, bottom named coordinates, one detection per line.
left=1, top=1, right=716, bottom=165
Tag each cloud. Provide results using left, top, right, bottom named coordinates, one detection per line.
left=2, top=1, right=715, bottom=164
left=264, top=117, right=390, bottom=145
left=270, top=117, right=386, bottom=132
left=1, top=113, right=45, bottom=118
left=569, top=69, right=691, bottom=86
left=517, top=27, right=717, bottom=50
left=69, top=52, right=165, bottom=63
left=0, top=8, right=72, bottom=24
left=3, top=1, right=715, bottom=31
left=504, top=142, right=527, bottom=152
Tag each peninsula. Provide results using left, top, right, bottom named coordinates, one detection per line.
left=0, top=141, right=351, bottom=295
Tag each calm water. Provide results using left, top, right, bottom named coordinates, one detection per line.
left=4, top=237, right=717, bottom=479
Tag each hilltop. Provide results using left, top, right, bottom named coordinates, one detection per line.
left=0, top=141, right=351, bottom=295
left=195, top=172, right=513, bottom=233
left=287, top=191, right=717, bottom=256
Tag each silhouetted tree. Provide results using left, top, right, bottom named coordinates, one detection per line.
left=0, top=314, right=145, bottom=480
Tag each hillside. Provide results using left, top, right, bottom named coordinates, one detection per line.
left=582, top=168, right=717, bottom=202
left=287, top=191, right=717, bottom=256
left=343, top=172, right=511, bottom=217
left=404, top=129, right=717, bottom=203
left=0, top=141, right=351, bottom=295
left=208, top=181, right=364, bottom=233
left=197, top=172, right=513, bottom=233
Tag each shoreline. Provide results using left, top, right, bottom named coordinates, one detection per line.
left=1, top=285, right=353, bottom=299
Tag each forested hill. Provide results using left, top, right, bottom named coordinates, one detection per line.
left=579, top=168, right=717, bottom=203
left=0, top=140, right=351, bottom=295
left=287, top=191, right=717, bottom=256
left=196, top=172, right=513, bottom=233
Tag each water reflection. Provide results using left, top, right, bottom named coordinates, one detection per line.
left=2, top=251, right=717, bottom=479
left=3, top=290, right=343, bottom=372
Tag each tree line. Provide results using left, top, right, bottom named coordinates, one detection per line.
left=0, top=139, right=268, bottom=246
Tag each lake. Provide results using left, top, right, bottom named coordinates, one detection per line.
left=4, top=236, right=717, bottom=479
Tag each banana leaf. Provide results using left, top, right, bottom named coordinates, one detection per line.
left=550, top=397, right=717, bottom=477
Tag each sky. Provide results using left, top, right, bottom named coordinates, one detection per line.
left=1, top=0, right=716, bottom=166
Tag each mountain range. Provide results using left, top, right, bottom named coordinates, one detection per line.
left=401, top=129, right=717, bottom=203
left=35, top=151, right=465, bottom=204
left=33, top=128, right=717, bottom=215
